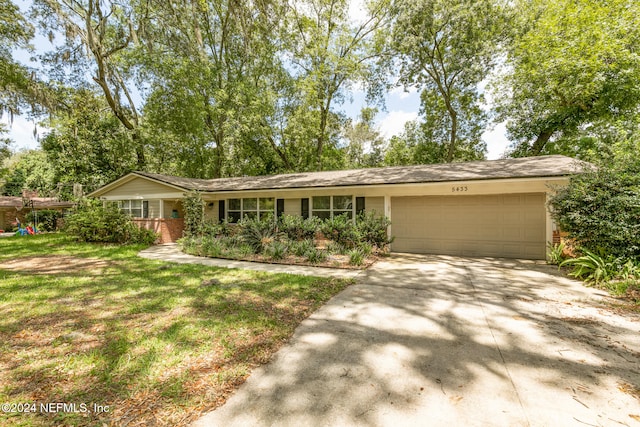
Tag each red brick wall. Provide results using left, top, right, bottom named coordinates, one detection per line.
left=553, top=230, right=571, bottom=245
left=133, top=218, right=184, bottom=244
left=1, top=208, right=27, bottom=231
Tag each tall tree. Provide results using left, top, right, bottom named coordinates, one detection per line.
left=1, top=150, right=56, bottom=196
left=285, top=0, right=390, bottom=170
left=41, top=88, right=138, bottom=191
left=33, top=0, right=148, bottom=167
left=1, top=0, right=55, bottom=117
left=494, top=0, right=640, bottom=157
left=384, top=118, right=484, bottom=166
left=0, top=124, right=12, bottom=183
left=139, top=0, right=288, bottom=178
left=389, top=0, right=507, bottom=162
left=343, top=107, right=385, bottom=168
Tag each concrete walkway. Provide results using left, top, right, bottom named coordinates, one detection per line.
left=139, top=244, right=363, bottom=278
left=192, top=254, right=640, bottom=427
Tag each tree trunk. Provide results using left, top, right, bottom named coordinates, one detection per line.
left=530, top=130, right=553, bottom=155
left=446, top=109, right=458, bottom=162
left=316, top=107, right=328, bottom=171
left=267, top=135, right=292, bottom=170
left=132, top=130, right=145, bottom=170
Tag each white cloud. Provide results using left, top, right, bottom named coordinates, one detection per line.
left=482, top=122, right=510, bottom=160
left=377, top=110, right=419, bottom=139
left=389, top=85, right=418, bottom=100
left=1, top=113, right=47, bottom=151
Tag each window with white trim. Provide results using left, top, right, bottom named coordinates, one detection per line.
left=227, top=198, right=275, bottom=222
left=312, top=196, right=353, bottom=220
left=117, top=200, right=148, bottom=218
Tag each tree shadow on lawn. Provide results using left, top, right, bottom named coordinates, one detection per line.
left=0, top=259, right=342, bottom=426
left=201, top=255, right=640, bottom=426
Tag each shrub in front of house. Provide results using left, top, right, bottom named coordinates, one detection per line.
left=64, top=200, right=157, bottom=244
left=326, top=241, right=347, bottom=255
left=356, top=241, right=373, bottom=256
left=179, top=211, right=392, bottom=267
left=278, top=214, right=321, bottom=241
left=549, top=161, right=640, bottom=259
left=291, top=238, right=316, bottom=257
left=200, top=235, right=225, bottom=258
left=238, top=216, right=281, bottom=254
left=348, top=248, right=366, bottom=266
left=550, top=160, right=640, bottom=302
left=304, top=246, right=328, bottom=264
left=202, top=218, right=235, bottom=237
left=320, top=213, right=360, bottom=248
left=355, top=211, right=394, bottom=249
left=183, top=191, right=206, bottom=237
left=263, top=241, right=289, bottom=260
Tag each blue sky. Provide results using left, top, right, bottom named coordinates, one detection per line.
left=3, top=0, right=510, bottom=160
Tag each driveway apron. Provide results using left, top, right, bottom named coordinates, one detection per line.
left=194, top=254, right=640, bottom=427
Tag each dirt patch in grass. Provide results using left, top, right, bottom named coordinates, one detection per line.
left=1, top=255, right=114, bottom=275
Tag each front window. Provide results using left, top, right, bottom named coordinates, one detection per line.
left=311, top=196, right=353, bottom=220
left=242, top=198, right=257, bottom=219
left=117, top=200, right=146, bottom=218
left=333, top=196, right=353, bottom=219
left=312, top=196, right=331, bottom=220
left=227, top=198, right=275, bottom=222
left=259, top=198, right=275, bottom=220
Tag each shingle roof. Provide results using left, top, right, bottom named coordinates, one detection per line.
left=131, top=155, right=589, bottom=193
left=0, top=197, right=75, bottom=209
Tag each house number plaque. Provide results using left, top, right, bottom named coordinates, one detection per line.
left=451, top=186, right=469, bottom=192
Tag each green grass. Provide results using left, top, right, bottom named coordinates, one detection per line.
left=0, top=233, right=352, bottom=426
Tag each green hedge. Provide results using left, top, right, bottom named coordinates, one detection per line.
left=549, top=161, right=640, bottom=259
left=64, top=201, right=158, bottom=244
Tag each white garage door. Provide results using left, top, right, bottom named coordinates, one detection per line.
left=391, top=193, right=546, bottom=259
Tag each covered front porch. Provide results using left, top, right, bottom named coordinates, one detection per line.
left=126, top=198, right=185, bottom=244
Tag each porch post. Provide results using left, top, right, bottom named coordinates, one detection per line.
left=159, top=199, right=164, bottom=219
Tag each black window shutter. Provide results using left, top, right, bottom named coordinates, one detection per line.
left=276, top=199, right=285, bottom=218
left=218, top=200, right=225, bottom=223
left=301, top=198, right=309, bottom=219
left=143, top=201, right=149, bottom=218
left=356, top=197, right=365, bottom=216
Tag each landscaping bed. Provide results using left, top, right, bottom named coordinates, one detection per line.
left=180, top=236, right=381, bottom=269
left=0, top=234, right=352, bottom=426
left=178, top=209, right=393, bottom=269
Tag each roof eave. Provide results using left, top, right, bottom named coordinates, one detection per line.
left=88, top=172, right=191, bottom=197
left=195, top=173, right=574, bottom=193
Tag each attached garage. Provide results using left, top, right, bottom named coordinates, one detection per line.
left=391, top=193, right=547, bottom=259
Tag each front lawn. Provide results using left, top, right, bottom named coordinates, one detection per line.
left=0, top=234, right=352, bottom=426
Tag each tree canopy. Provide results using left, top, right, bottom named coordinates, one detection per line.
left=388, top=0, right=509, bottom=162
left=494, top=0, right=640, bottom=158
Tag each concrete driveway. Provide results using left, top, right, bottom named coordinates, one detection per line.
left=194, top=254, right=640, bottom=427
